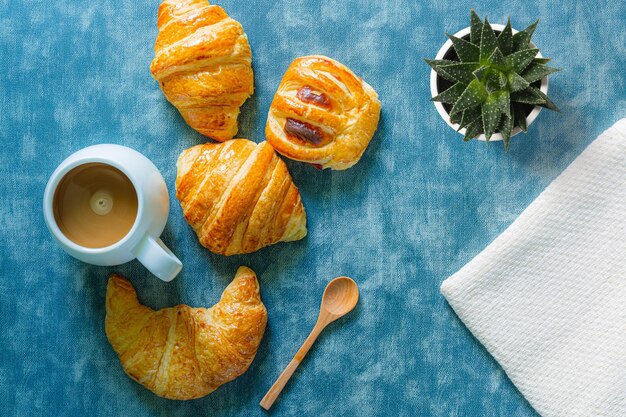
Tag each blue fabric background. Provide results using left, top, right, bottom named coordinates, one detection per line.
left=1, top=0, right=624, bottom=416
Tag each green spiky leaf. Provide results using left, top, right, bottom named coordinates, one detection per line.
left=499, top=112, right=515, bottom=150
left=463, top=118, right=482, bottom=141
left=451, top=79, right=488, bottom=114
left=511, top=19, right=539, bottom=51
left=470, top=9, right=483, bottom=44
left=498, top=18, right=513, bottom=55
left=425, top=59, right=457, bottom=66
left=533, top=57, right=551, bottom=64
left=488, top=47, right=506, bottom=67
left=482, top=91, right=508, bottom=139
left=532, top=87, right=560, bottom=111
left=511, top=86, right=545, bottom=105
left=458, top=106, right=482, bottom=130
left=505, top=48, right=539, bottom=72
left=514, top=106, right=528, bottom=132
left=521, top=63, right=561, bottom=83
left=432, top=82, right=466, bottom=103
left=424, top=59, right=458, bottom=82
left=449, top=109, right=463, bottom=124
left=508, top=72, right=530, bottom=92
left=496, top=90, right=511, bottom=117
left=448, top=34, right=480, bottom=62
left=438, top=62, right=480, bottom=84
left=480, top=18, right=499, bottom=61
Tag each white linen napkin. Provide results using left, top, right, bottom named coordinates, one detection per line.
left=441, top=119, right=626, bottom=417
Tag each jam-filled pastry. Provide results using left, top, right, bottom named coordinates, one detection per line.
left=176, top=139, right=307, bottom=255
left=105, top=267, right=267, bottom=400
left=150, top=0, right=254, bottom=141
left=266, top=55, right=381, bottom=170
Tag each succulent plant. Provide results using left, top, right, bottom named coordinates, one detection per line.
left=426, top=10, right=560, bottom=150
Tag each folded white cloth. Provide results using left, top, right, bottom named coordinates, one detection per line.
left=441, top=119, right=626, bottom=417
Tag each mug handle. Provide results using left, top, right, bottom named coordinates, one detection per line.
left=133, top=236, right=182, bottom=282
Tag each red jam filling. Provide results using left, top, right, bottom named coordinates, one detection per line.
left=284, top=118, right=325, bottom=145
left=296, top=86, right=331, bottom=108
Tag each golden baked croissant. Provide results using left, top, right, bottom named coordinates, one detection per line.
left=105, top=267, right=267, bottom=400
left=150, top=0, right=254, bottom=141
left=266, top=55, right=381, bottom=170
left=176, top=139, right=307, bottom=255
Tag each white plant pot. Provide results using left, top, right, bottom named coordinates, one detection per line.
left=430, top=23, right=549, bottom=142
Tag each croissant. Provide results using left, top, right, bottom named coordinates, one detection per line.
left=150, top=0, right=254, bottom=141
left=266, top=55, right=381, bottom=170
left=176, top=139, right=307, bottom=255
left=105, top=267, right=267, bottom=400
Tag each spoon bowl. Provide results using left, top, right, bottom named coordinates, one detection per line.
left=321, top=277, right=359, bottom=317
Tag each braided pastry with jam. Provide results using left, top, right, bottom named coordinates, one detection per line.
left=266, top=55, right=381, bottom=170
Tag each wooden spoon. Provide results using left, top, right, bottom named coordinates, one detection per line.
left=259, top=277, right=359, bottom=410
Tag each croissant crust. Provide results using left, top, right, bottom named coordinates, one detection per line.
left=150, top=0, right=254, bottom=141
left=105, top=267, right=267, bottom=400
left=266, top=55, right=381, bottom=170
left=176, top=139, right=307, bottom=255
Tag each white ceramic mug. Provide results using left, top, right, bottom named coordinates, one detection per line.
left=43, top=144, right=182, bottom=282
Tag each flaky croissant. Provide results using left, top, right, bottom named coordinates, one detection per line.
left=266, top=55, right=381, bottom=170
left=176, top=139, right=307, bottom=255
left=150, top=0, right=254, bottom=141
left=105, top=267, right=267, bottom=400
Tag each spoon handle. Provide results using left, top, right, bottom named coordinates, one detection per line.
left=260, top=322, right=326, bottom=410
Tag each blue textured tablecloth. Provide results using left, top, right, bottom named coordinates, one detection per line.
left=1, top=1, right=624, bottom=416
